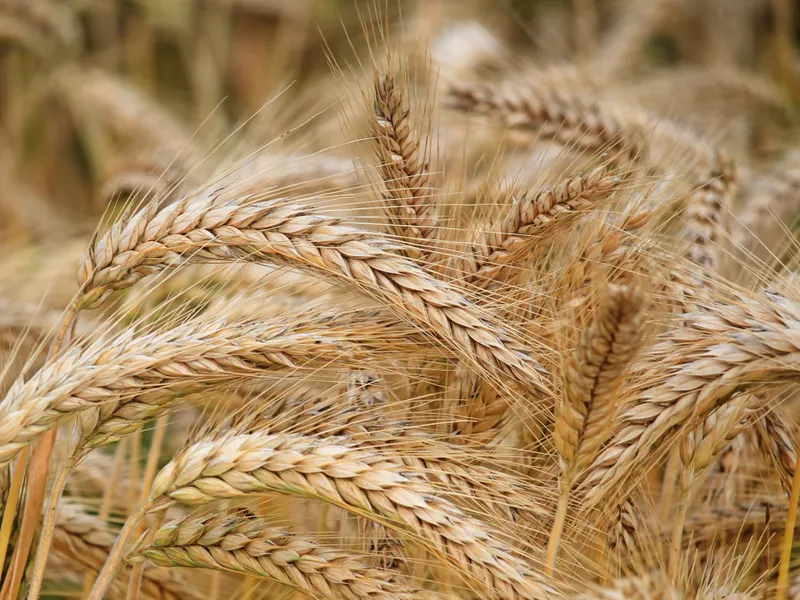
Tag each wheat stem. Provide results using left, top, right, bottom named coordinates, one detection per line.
left=86, top=500, right=156, bottom=600
left=667, top=488, right=690, bottom=582
left=545, top=489, right=570, bottom=576
left=0, top=447, right=27, bottom=572
left=25, top=452, right=76, bottom=600
left=777, top=447, right=800, bottom=600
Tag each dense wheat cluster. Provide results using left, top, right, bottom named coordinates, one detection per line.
left=4, top=0, right=800, bottom=598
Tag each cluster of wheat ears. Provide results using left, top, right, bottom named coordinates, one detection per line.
left=5, top=0, right=800, bottom=598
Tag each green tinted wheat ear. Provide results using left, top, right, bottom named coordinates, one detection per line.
left=545, top=283, right=645, bottom=574
left=53, top=502, right=202, bottom=600
left=580, top=292, right=800, bottom=518
left=148, top=431, right=558, bottom=600
left=373, top=73, right=436, bottom=259
left=76, top=195, right=549, bottom=396
left=142, top=510, right=417, bottom=600
left=459, top=166, right=621, bottom=286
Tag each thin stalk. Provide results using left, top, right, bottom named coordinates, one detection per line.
left=1, top=306, right=77, bottom=600
left=0, top=447, right=28, bottom=570
left=545, top=487, right=570, bottom=575
left=125, top=510, right=166, bottom=600
left=82, top=439, right=127, bottom=598
left=668, top=488, right=691, bottom=581
left=128, top=430, right=141, bottom=515
left=124, top=417, right=167, bottom=600
left=776, top=446, right=800, bottom=600
left=658, top=448, right=680, bottom=521
left=25, top=453, right=77, bottom=600
left=86, top=501, right=154, bottom=600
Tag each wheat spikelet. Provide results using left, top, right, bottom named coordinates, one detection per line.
left=373, top=72, right=436, bottom=259
left=150, top=431, right=557, bottom=599
left=0, top=308, right=427, bottom=465
left=76, top=195, right=549, bottom=397
left=459, top=166, right=621, bottom=285
left=581, top=292, right=800, bottom=515
left=142, top=509, right=417, bottom=600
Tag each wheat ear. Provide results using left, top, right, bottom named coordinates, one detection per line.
left=76, top=195, right=549, bottom=396
left=545, top=283, right=645, bottom=574
left=51, top=501, right=202, bottom=600
left=755, top=407, right=798, bottom=496
left=581, top=292, right=800, bottom=517
left=669, top=396, right=753, bottom=579
left=446, top=82, right=642, bottom=162
left=459, top=166, right=621, bottom=286
left=142, top=509, right=417, bottom=600
left=735, top=150, right=800, bottom=261
left=148, top=431, right=557, bottom=600
left=373, top=72, right=436, bottom=259
left=0, top=308, right=425, bottom=466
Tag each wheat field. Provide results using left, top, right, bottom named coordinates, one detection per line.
left=2, top=0, right=800, bottom=598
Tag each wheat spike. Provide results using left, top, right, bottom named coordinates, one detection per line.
left=0, top=308, right=427, bottom=465
left=150, top=431, right=557, bottom=600
left=373, top=72, right=436, bottom=259
left=142, top=509, right=417, bottom=600
left=76, top=195, right=549, bottom=397
left=756, top=407, right=799, bottom=496
left=459, top=166, right=621, bottom=285
left=581, top=291, right=800, bottom=516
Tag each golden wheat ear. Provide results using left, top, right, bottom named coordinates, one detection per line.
left=141, top=509, right=418, bottom=600
left=546, top=282, right=645, bottom=574
left=372, top=69, right=438, bottom=260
